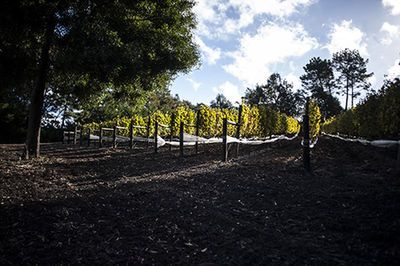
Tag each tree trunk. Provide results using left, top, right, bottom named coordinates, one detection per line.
left=25, top=20, right=53, bottom=159
left=61, top=104, right=67, bottom=129
left=351, top=85, right=354, bottom=108
left=345, top=78, right=349, bottom=111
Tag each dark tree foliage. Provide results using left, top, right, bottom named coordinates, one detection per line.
left=210, top=94, right=233, bottom=109
left=323, top=77, right=400, bottom=139
left=300, top=57, right=335, bottom=95
left=144, top=88, right=181, bottom=115
left=0, top=88, right=29, bottom=144
left=332, top=49, right=373, bottom=110
left=300, top=57, right=342, bottom=120
left=0, top=0, right=200, bottom=157
left=245, top=73, right=303, bottom=117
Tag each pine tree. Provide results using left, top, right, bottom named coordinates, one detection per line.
left=332, top=49, right=373, bottom=110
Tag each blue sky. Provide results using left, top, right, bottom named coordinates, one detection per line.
left=170, top=0, right=400, bottom=107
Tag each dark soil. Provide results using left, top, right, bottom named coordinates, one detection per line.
left=1, top=136, right=399, bottom=265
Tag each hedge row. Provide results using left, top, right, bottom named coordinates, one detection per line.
left=83, top=105, right=302, bottom=138
left=322, top=78, right=400, bottom=140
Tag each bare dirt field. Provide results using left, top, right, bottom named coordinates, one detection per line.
left=1, top=136, right=399, bottom=265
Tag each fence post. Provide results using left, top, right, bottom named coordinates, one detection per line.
left=170, top=113, right=175, bottom=151
left=235, top=105, right=242, bottom=157
left=87, top=128, right=91, bottom=147
left=222, top=118, right=228, bottom=162
left=113, top=124, right=117, bottom=149
left=396, top=141, right=400, bottom=174
left=67, top=129, right=71, bottom=144
left=99, top=127, right=103, bottom=148
left=303, top=97, right=310, bottom=171
left=180, top=122, right=184, bottom=157
left=154, top=121, right=158, bottom=153
left=146, top=116, right=151, bottom=150
left=73, top=126, right=77, bottom=144
left=79, top=127, right=83, bottom=146
left=195, top=110, right=200, bottom=154
left=129, top=122, right=134, bottom=149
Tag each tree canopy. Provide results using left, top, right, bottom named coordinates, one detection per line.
left=0, top=0, right=200, bottom=156
left=332, top=49, right=373, bottom=110
left=300, top=57, right=342, bottom=120
left=210, top=94, right=233, bottom=109
left=245, top=73, right=303, bottom=117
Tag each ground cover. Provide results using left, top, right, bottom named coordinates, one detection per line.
left=0, top=137, right=399, bottom=265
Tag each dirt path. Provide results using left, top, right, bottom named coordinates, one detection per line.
left=1, top=137, right=399, bottom=265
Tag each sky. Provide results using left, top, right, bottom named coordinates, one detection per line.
left=170, top=0, right=400, bottom=107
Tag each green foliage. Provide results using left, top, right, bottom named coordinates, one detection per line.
left=332, top=49, right=373, bottom=110
left=1, top=0, right=200, bottom=151
left=0, top=88, right=29, bottom=143
left=245, top=73, right=303, bottom=117
left=322, top=78, right=400, bottom=140
left=300, top=57, right=342, bottom=120
left=308, top=100, right=322, bottom=140
left=210, top=94, right=233, bottom=109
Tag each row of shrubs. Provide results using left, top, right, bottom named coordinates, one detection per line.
left=83, top=104, right=309, bottom=139
left=322, top=78, right=400, bottom=140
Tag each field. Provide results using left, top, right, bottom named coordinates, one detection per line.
left=1, top=136, right=399, bottom=265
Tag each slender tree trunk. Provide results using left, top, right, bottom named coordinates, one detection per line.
left=345, top=78, right=349, bottom=111
left=61, top=104, right=67, bottom=129
left=25, top=20, right=53, bottom=159
left=351, top=85, right=354, bottom=108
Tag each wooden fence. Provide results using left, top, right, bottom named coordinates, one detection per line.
left=61, top=105, right=312, bottom=166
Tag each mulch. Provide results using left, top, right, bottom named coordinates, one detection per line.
left=0, top=136, right=399, bottom=265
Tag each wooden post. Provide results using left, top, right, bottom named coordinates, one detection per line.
left=180, top=122, right=184, bottom=157
left=87, top=128, right=91, bottom=147
left=99, top=127, right=103, bottom=148
left=79, top=127, right=83, bottom=146
left=129, top=122, right=134, bottom=149
left=67, top=129, right=71, bottom=144
left=62, top=131, right=65, bottom=144
left=146, top=116, right=151, bottom=150
left=235, top=105, right=242, bottom=157
left=154, top=121, right=158, bottom=153
left=303, top=97, right=310, bottom=171
left=396, top=141, right=400, bottom=175
left=113, top=124, right=117, bottom=148
left=170, top=113, right=175, bottom=151
left=195, top=110, right=200, bottom=154
left=73, top=126, right=77, bottom=144
left=222, top=118, right=228, bottom=162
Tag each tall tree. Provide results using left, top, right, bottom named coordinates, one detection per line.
left=0, top=0, right=200, bottom=158
left=300, top=57, right=335, bottom=95
left=245, top=73, right=303, bottom=117
left=332, top=49, right=373, bottom=110
left=300, top=57, right=342, bottom=120
left=210, top=94, right=233, bottom=109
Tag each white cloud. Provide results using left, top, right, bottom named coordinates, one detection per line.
left=382, top=0, right=400, bottom=15
left=388, top=59, right=400, bottom=79
left=285, top=73, right=302, bottom=92
left=223, top=22, right=318, bottom=86
left=194, top=36, right=221, bottom=65
left=367, top=75, right=377, bottom=87
left=193, top=0, right=223, bottom=37
left=326, top=20, right=368, bottom=56
left=380, top=22, right=400, bottom=45
left=213, top=81, right=241, bottom=104
left=194, top=0, right=317, bottom=38
left=228, top=0, right=315, bottom=19
left=187, top=78, right=201, bottom=91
